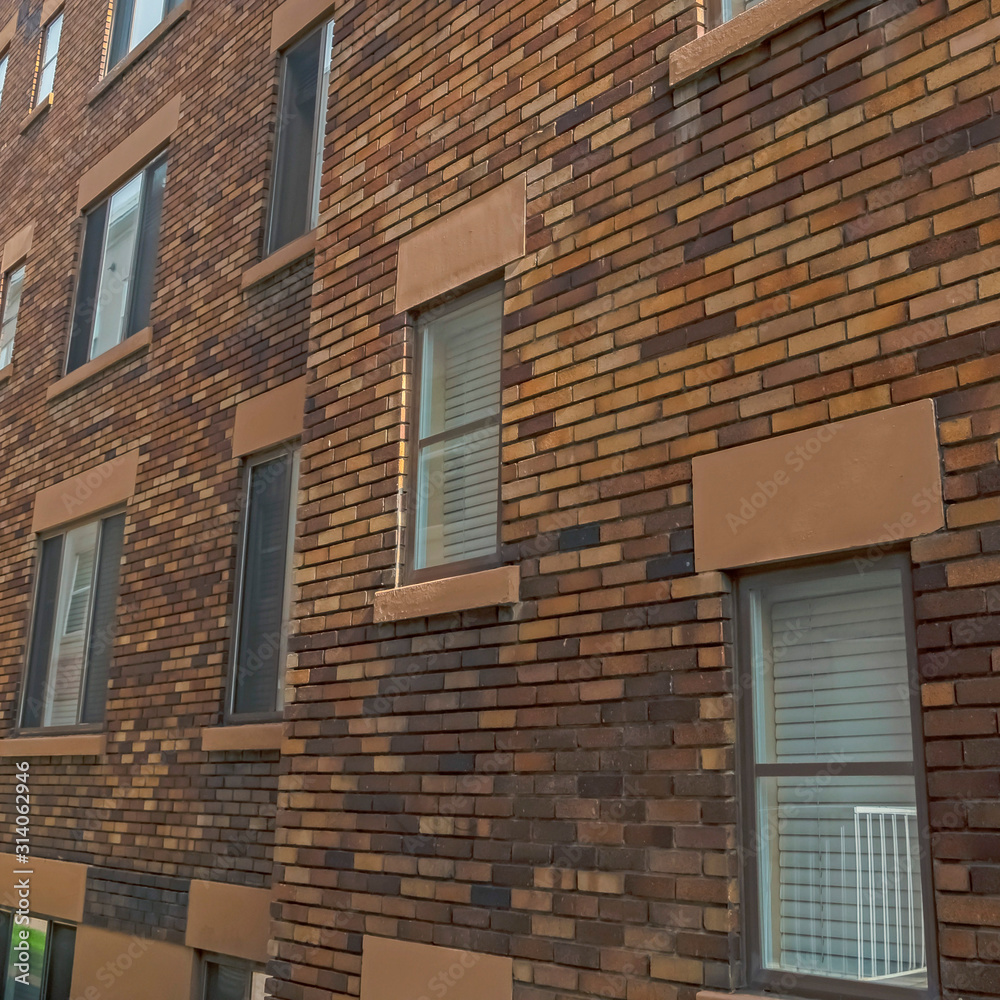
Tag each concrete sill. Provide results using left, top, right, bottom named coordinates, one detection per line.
left=669, top=0, right=834, bottom=85
left=374, top=565, right=520, bottom=623
left=241, top=229, right=317, bottom=289
left=20, top=93, right=52, bottom=134
left=0, top=363, right=11, bottom=385
left=89, top=0, right=192, bottom=103
left=0, top=733, right=106, bottom=757
left=47, top=327, right=152, bottom=401
left=202, top=723, right=283, bottom=752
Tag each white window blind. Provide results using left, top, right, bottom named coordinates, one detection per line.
left=746, top=565, right=928, bottom=991
left=414, top=287, right=502, bottom=573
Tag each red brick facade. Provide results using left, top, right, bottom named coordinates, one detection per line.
left=0, top=0, right=998, bottom=999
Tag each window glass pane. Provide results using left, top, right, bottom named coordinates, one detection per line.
left=90, top=174, right=144, bottom=361
left=205, top=962, right=249, bottom=1000
left=752, top=567, right=914, bottom=764
left=81, top=514, right=126, bottom=725
left=21, top=536, right=63, bottom=729
left=250, top=972, right=266, bottom=1000
left=0, top=266, right=26, bottom=369
left=757, top=775, right=926, bottom=988
left=414, top=288, right=502, bottom=572
left=129, top=0, right=166, bottom=50
left=267, top=27, right=323, bottom=254
left=129, top=158, right=168, bottom=335
left=233, top=455, right=294, bottom=716
left=0, top=54, right=8, bottom=109
left=415, top=431, right=499, bottom=570
left=37, top=14, right=62, bottom=101
left=44, top=522, right=99, bottom=728
left=3, top=916, right=47, bottom=1000
left=310, top=24, right=334, bottom=231
left=44, top=924, right=75, bottom=1000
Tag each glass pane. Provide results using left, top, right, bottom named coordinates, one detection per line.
left=44, top=925, right=75, bottom=1000
left=129, top=0, right=166, bottom=49
left=757, top=775, right=926, bottom=989
left=267, top=27, right=322, bottom=253
left=3, top=916, right=47, bottom=1000
left=44, top=521, right=99, bottom=728
left=129, top=158, right=168, bottom=335
left=752, top=567, right=914, bottom=764
left=205, top=962, right=249, bottom=1000
left=90, top=174, right=143, bottom=361
left=37, top=14, right=62, bottom=101
left=0, top=266, right=25, bottom=369
left=415, top=427, right=499, bottom=570
left=21, top=536, right=63, bottom=729
left=310, top=23, right=334, bottom=230
left=233, top=455, right=293, bottom=715
left=81, top=514, right=126, bottom=725
left=250, top=972, right=267, bottom=1000
left=418, top=290, right=502, bottom=439
left=0, top=54, right=8, bottom=108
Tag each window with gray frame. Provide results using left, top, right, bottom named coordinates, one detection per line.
left=68, top=156, right=167, bottom=373
left=411, top=285, right=503, bottom=580
left=229, top=450, right=297, bottom=718
left=203, top=958, right=267, bottom=1000
left=35, top=12, right=62, bottom=105
left=738, top=558, right=936, bottom=1000
left=0, top=911, right=75, bottom=1000
left=0, top=264, right=25, bottom=369
left=21, top=513, right=126, bottom=730
left=265, top=19, right=334, bottom=256
left=107, top=0, right=182, bottom=69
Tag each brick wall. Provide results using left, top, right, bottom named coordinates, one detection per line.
left=275, top=1, right=1000, bottom=1000
left=0, top=0, right=301, bottom=936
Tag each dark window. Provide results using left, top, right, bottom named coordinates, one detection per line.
left=230, top=451, right=296, bottom=718
left=0, top=912, right=76, bottom=1000
left=68, top=157, right=167, bottom=374
left=108, top=0, right=182, bottom=69
left=738, top=557, right=937, bottom=1000
left=410, top=285, right=503, bottom=580
left=21, top=513, right=126, bottom=729
left=203, top=958, right=266, bottom=1000
left=265, top=20, right=333, bottom=256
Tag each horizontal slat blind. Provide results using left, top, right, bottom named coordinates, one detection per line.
left=752, top=567, right=927, bottom=987
left=415, top=287, right=502, bottom=571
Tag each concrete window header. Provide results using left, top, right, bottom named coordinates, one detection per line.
left=32, top=451, right=140, bottom=534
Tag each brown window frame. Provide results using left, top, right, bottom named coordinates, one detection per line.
left=403, top=283, right=504, bottom=586
left=735, top=551, right=940, bottom=1000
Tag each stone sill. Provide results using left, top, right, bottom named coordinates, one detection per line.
left=669, top=0, right=834, bottom=85
left=20, top=93, right=52, bottom=134
left=201, top=723, right=283, bottom=752
left=47, top=327, right=152, bottom=401
left=0, top=732, right=106, bottom=757
left=241, top=229, right=317, bottom=289
left=89, top=0, right=192, bottom=103
left=374, top=565, right=520, bottom=623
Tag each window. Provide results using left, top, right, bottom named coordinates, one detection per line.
left=708, top=0, right=765, bottom=24
left=410, top=285, right=503, bottom=580
left=0, top=266, right=25, bottom=369
left=0, top=912, right=76, bottom=1000
left=20, top=513, right=126, bottom=729
left=36, top=13, right=62, bottom=105
left=265, top=19, right=334, bottom=255
left=0, top=52, right=8, bottom=111
left=107, top=0, right=182, bottom=69
left=68, top=156, right=167, bottom=373
left=203, top=959, right=266, bottom=1000
left=738, top=558, right=936, bottom=1000
left=229, top=450, right=297, bottom=719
